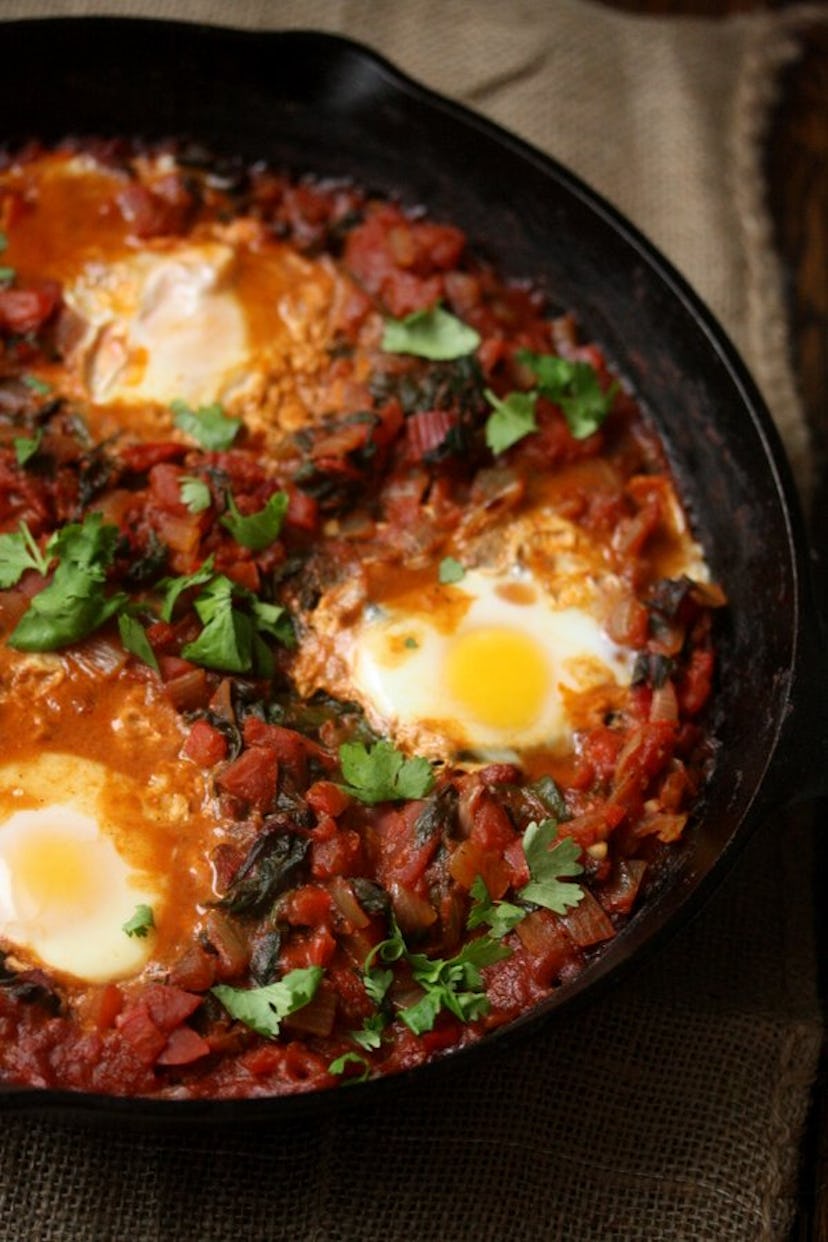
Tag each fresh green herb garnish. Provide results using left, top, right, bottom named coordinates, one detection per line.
left=381, top=305, right=480, bottom=362
left=339, top=739, right=435, bottom=805
left=117, top=613, right=159, bottom=672
left=328, top=1051, right=371, bottom=1081
left=0, top=520, right=51, bottom=587
left=403, top=636, right=418, bottom=650
left=22, top=374, right=52, bottom=396
left=179, top=573, right=292, bottom=675
left=13, top=429, right=42, bottom=467
left=211, top=966, right=323, bottom=1039
left=438, top=556, right=465, bottom=585
left=220, top=491, right=289, bottom=551
left=363, top=916, right=510, bottom=1036
left=518, top=818, right=584, bottom=913
left=517, top=349, right=616, bottom=439
left=122, top=904, right=155, bottom=939
left=0, top=232, right=7, bottom=252
left=158, top=557, right=216, bottom=622
left=0, top=266, right=15, bottom=285
left=7, top=513, right=127, bottom=652
left=171, top=398, right=242, bottom=451
left=467, top=876, right=525, bottom=938
left=484, top=388, right=538, bottom=454
left=350, top=1012, right=386, bottom=1052
left=179, top=476, right=211, bottom=514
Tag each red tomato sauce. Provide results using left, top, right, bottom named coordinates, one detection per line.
left=0, top=141, right=724, bottom=1098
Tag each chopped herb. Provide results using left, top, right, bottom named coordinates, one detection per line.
left=22, top=374, right=52, bottom=396
left=7, top=513, right=127, bottom=652
left=117, top=613, right=159, bottom=672
left=179, top=475, right=211, bottom=514
left=328, top=1051, right=371, bottom=1081
left=381, top=305, right=480, bottom=362
left=0, top=266, right=15, bottom=285
left=220, top=491, right=289, bottom=551
left=122, top=904, right=155, bottom=939
left=484, top=388, right=538, bottom=454
left=14, top=429, right=42, bottom=467
left=518, top=819, right=584, bottom=914
left=211, top=966, right=323, bottom=1039
left=363, top=915, right=509, bottom=1036
left=517, top=349, right=616, bottom=439
left=350, top=1012, right=386, bottom=1052
left=467, top=875, right=525, bottom=938
left=171, top=398, right=242, bottom=450
left=403, top=636, right=418, bottom=650
left=438, top=556, right=465, bottom=585
left=0, top=232, right=6, bottom=252
left=158, top=557, right=216, bottom=622
left=0, top=520, right=51, bottom=588
left=217, top=832, right=308, bottom=918
left=339, top=739, right=435, bottom=805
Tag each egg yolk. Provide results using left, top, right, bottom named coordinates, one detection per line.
left=444, top=627, right=550, bottom=731
left=14, top=829, right=99, bottom=915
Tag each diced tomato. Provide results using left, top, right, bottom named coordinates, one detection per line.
left=581, top=727, right=624, bottom=783
left=148, top=462, right=187, bottom=510
left=311, top=829, right=364, bottom=880
left=156, top=1026, right=211, bottom=1067
left=0, top=280, right=61, bottom=335
left=115, top=1004, right=167, bottom=1066
left=217, top=747, right=278, bottom=812
left=372, top=802, right=440, bottom=892
left=469, top=791, right=517, bottom=853
left=242, top=719, right=308, bottom=784
left=183, top=719, right=228, bottom=767
left=284, top=885, right=333, bottom=928
left=285, top=485, right=319, bottom=533
left=306, top=780, right=351, bottom=819
left=142, top=985, right=202, bottom=1033
left=280, top=926, right=337, bottom=970
left=119, top=441, right=186, bottom=473
left=406, top=409, right=457, bottom=461
left=448, top=838, right=511, bottom=899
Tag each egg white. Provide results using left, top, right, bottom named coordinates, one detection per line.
left=0, top=755, right=162, bottom=984
left=347, top=566, right=633, bottom=760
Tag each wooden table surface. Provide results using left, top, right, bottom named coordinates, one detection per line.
left=605, top=3, right=827, bottom=1238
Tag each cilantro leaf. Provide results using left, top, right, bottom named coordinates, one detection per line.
left=350, top=1013, right=386, bottom=1052
left=179, top=476, right=211, bottom=514
left=0, top=232, right=6, bottom=252
left=339, top=739, right=435, bottom=805
left=467, top=875, right=525, bottom=938
left=211, top=966, right=323, bottom=1039
left=181, top=575, right=253, bottom=673
left=517, top=349, right=616, bottom=439
left=438, top=556, right=465, bottom=585
left=122, top=904, right=155, bottom=939
left=399, top=936, right=510, bottom=1034
left=328, top=1051, right=371, bottom=1081
left=8, top=513, right=126, bottom=651
left=518, top=819, right=584, bottom=913
left=158, top=557, right=216, bottom=622
left=14, top=429, right=42, bottom=466
left=362, top=913, right=509, bottom=1037
left=0, top=521, right=51, bottom=588
left=484, top=388, right=538, bottom=454
left=381, top=305, right=480, bottom=362
left=175, top=574, right=293, bottom=674
left=220, top=491, right=289, bottom=552
left=0, top=267, right=15, bottom=285
left=118, top=613, right=159, bottom=672
left=22, top=374, right=52, bottom=396
left=171, top=398, right=242, bottom=451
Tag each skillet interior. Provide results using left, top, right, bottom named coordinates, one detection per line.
left=0, top=17, right=816, bottom=1120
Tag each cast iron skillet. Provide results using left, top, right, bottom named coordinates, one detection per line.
left=0, top=17, right=825, bottom=1123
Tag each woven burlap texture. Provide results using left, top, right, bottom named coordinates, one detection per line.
left=0, top=3, right=822, bottom=1241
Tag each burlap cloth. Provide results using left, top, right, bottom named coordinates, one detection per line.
left=0, top=2, right=824, bottom=1239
